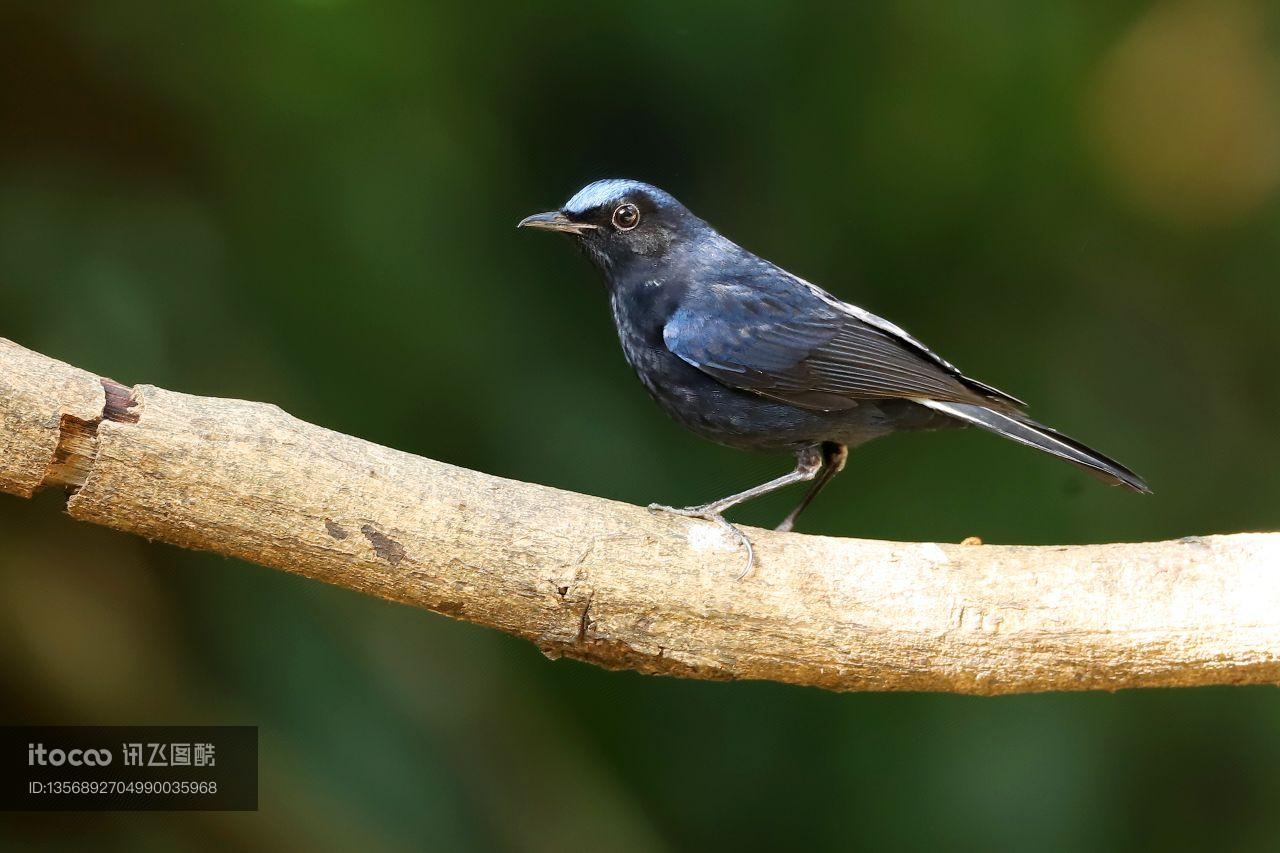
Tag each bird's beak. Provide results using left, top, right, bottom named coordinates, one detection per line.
left=517, top=210, right=597, bottom=235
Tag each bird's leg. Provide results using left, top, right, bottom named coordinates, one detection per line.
left=652, top=444, right=824, bottom=516
left=775, top=442, right=848, bottom=533
left=648, top=444, right=824, bottom=579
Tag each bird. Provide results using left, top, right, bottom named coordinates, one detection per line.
left=519, top=179, right=1149, bottom=575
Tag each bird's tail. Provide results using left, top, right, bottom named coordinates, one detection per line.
left=920, top=400, right=1151, bottom=494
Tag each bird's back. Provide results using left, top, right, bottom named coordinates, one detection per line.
left=601, top=240, right=961, bottom=451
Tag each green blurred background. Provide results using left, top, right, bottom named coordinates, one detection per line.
left=2, top=1, right=1279, bottom=849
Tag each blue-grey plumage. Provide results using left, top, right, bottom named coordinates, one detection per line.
left=519, top=179, right=1148, bottom=571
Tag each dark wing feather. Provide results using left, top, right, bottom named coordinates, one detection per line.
left=663, top=275, right=1022, bottom=412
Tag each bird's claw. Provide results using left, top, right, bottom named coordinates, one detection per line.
left=646, top=501, right=711, bottom=518
left=647, top=503, right=755, bottom=580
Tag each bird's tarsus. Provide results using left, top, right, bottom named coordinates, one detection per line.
left=647, top=503, right=755, bottom=580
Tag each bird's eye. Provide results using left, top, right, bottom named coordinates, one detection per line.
left=612, top=203, right=640, bottom=231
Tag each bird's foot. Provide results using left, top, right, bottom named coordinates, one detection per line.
left=646, top=503, right=755, bottom=580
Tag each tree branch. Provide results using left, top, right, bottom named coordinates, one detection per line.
left=1, top=336, right=1276, bottom=694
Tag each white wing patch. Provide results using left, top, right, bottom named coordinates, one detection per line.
left=791, top=275, right=965, bottom=375
left=791, top=274, right=1025, bottom=408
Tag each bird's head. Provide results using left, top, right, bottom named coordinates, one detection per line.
left=518, top=179, right=699, bottom=271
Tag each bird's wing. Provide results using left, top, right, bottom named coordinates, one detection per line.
left=663, top=274, right=1024, bottom=412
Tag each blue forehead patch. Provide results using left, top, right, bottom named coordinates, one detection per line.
left=563, top=179, right=674, bottom=215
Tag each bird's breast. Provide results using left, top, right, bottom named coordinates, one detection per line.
left=605, top=280, right=832, bottom=450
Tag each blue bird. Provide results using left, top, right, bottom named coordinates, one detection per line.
left=520, top=179, right=1149, bottom=574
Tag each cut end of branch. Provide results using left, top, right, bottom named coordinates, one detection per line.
left=42, top=378, right=138, bottom=491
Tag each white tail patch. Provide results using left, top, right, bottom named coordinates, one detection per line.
left=920, top=399, right=1089, bottom=462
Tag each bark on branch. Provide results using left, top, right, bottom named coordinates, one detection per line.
left=1, top=336, right=1276, bottom=694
